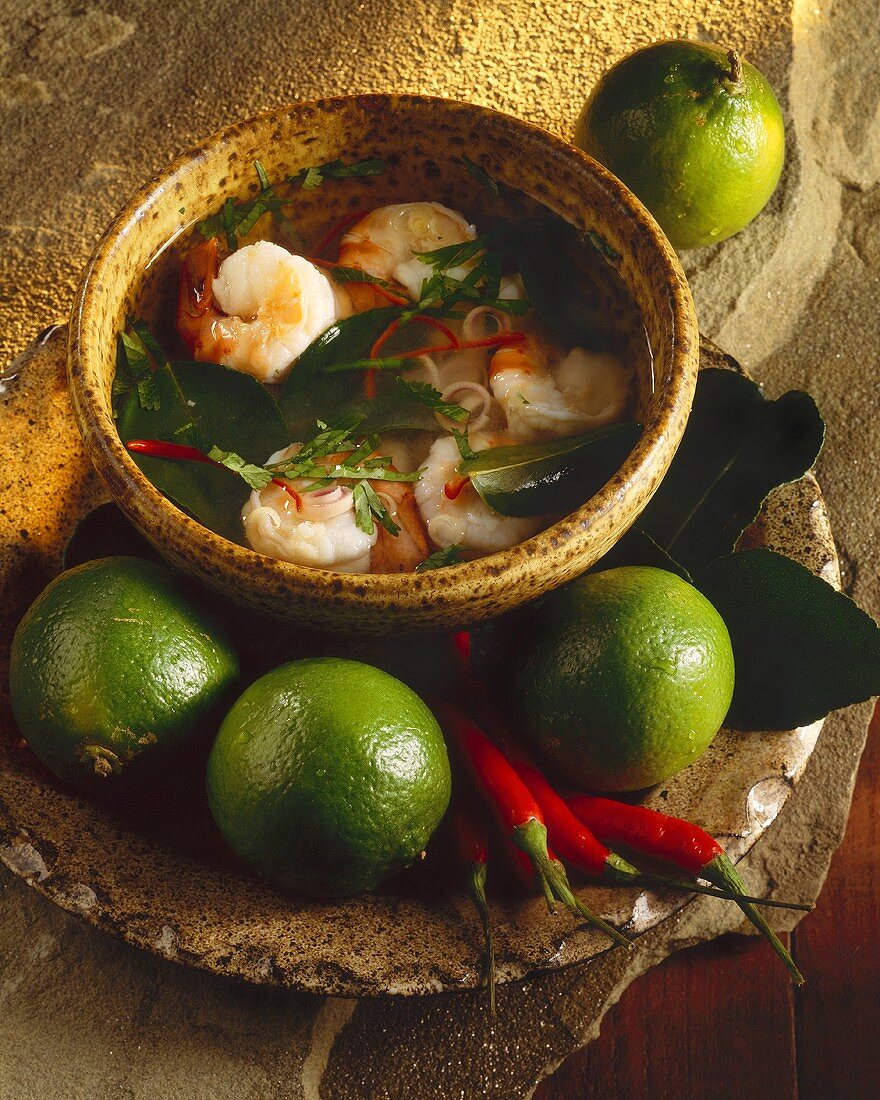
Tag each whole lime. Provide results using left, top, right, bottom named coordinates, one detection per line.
left=575, top=39, right=785, bottom=249
left=9, top=557, right=239, bottom=795
left=206, top=657, right=452, bottom=896
left=497, top=567, right=735, bottom=791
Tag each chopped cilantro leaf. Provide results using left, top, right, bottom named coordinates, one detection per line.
left=207, top=447, right=273, bottom=489
left=396, top=378, right=468, bottom=422
left=451, top=427, right=477, bottom=462
left=461, top=155, right=500, bottom=197
left=293, top=157, right=387, bottom=191
left=415, top=545, right=465, bottom=572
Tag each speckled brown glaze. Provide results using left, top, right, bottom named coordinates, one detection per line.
left=0, top=330, right=835, bottom=995
left=68, top=95, right=699, bottom=635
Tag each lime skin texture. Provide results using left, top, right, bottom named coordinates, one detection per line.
left=502, top=567, right=736, bottom=792
left=206, top=657, right=452, bottom=897
left=575, top=39, right=785, bottom=249
left=9, top=556, right=240, bottom=796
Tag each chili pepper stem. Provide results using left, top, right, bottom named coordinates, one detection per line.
left=600, top=852, right=811, bottom=911
left=512, top=819, right=632, bottom=949
left=706, top=852, right=805, bottom=987
left=634, top=870, right=814, bottom=912
left=466, top=860, right=496, bottom=1014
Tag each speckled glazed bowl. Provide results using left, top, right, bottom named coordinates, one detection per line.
left=68, top=95, right=699, bottom=634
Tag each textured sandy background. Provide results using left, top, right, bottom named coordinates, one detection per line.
left=0, top=1, right=876, bottom=1097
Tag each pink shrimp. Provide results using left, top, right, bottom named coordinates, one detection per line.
left=370, top=479, right=430, bottom=573
left=176, top=237, right=350, bottom=382
left=488, top=337, right=630, bottom=442
left=337, top=202, right=476, bottom=312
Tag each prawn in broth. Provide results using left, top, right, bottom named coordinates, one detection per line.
left=117, top=157, right=651, bottom=575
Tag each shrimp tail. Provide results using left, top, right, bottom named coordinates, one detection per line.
left=370, top=481, right=430, bottom=573
left=177, top=237, right=220, bottom=355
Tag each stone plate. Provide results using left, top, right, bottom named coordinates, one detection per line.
left=0, top=330, right=837, bottom=996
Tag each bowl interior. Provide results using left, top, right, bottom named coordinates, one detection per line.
left=69, top=96, right=697, bottom=633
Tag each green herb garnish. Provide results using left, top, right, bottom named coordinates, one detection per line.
left=295, top=157, right=387, bottom=190
left=414, top=230, right=531, bottom=316
left=261, top=415, right=419, bottom=537
left=461, top=155, right=500, bottom=197
left=415, top=545, right=465, bottom=572
left=451, top=427, right=477, bottom=461
left=116, top=325, right=164, bottom=411
left=353, top=479, right=400, bottom=537
left=207, top=447, right=273, bottom=490
left=323, top=265, right=404, bottom=292
left=198, top=161, right=301, bottom=250
left=395, top=378, right=468, bottom=422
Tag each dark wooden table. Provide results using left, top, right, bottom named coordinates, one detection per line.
left=536, top=702, right=880, bottom=1100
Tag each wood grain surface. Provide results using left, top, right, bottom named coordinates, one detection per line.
left=536, top=702, right=880, bottom=1100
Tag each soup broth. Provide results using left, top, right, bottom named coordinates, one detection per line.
left=118, top=157, right=652, bottom=576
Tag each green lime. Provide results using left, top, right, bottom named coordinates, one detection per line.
left=206, top=657, right=452, bottom=896
left=9, top=556, right=239, bottom=795
left=575, top=39, right=785, bottom=249
left=496, top=567, right=735, bottom=791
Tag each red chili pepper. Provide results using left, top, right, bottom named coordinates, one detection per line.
left=451, top=630, right=472, bottom=673
left=409, top=314, right=460, bottom=348
left=311, top=208, right=370, bottom=258
left=369, top=314, right=462, bottom=361
left=433, top=701, right=630, bottom=948
left=443, top=474, right=471, bottom=500
left=272, top=479, right=302, bottom=509
left=127, top=439, right=303, bottom=509
left=511, top=761, right=641, bottom=881
left=453, top=802, right=495, bottom=1013
left=566, top=796, right=718, bottom=875
left=126, top=439, right=219, bottom=465
left=398, top=330, right=526, bottom=361
left=567, top=794, right=806, bottom=986
left=369, top=317, right=403, bottom=360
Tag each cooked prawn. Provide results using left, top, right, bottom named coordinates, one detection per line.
left=337, top=202, right=476, bottom=310
left=414, top=436, right=540, bottom=555
left=370, top=479, right=430, bottom=573
left=242, top=444, right=428, bottom=574
left=178, top=238, right=350, bottom=383
left=488, top=338, right=630, bottom=442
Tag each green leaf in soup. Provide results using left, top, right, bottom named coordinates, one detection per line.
left=514, top=219, right=614, bottom=348
left=116, top=360, right=289, bottom=543
left=459, top=421, right=643, bottom=518
left=697, top=549, right=880, bottom=730
left=280, top=308, right=440, bottom=438
left=632, top=368, right=825, bottom=577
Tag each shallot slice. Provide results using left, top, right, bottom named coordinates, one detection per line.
left=440, top=380, right=496, bottom=431
left=298, top=484, right=354, bottom=521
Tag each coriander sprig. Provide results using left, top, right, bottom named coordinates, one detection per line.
left=415, top=545, right=466, bottom=572
left=413, top=230, right=531, bottom=317
left=295, top=157, right=387, bottom=190
left=260, top=415, right=419, bottom=536
left=198, top=161, right=301, bottom=251
left=114, top=322, right=168, bottom=411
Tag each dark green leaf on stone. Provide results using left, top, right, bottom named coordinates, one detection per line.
left=698, top=548, right=880, bottom=730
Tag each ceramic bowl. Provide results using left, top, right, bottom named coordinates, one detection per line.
left=68, top=95, right=699, bottom=635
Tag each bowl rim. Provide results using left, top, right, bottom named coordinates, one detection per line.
left=68, top=93, right=698, bottom=619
